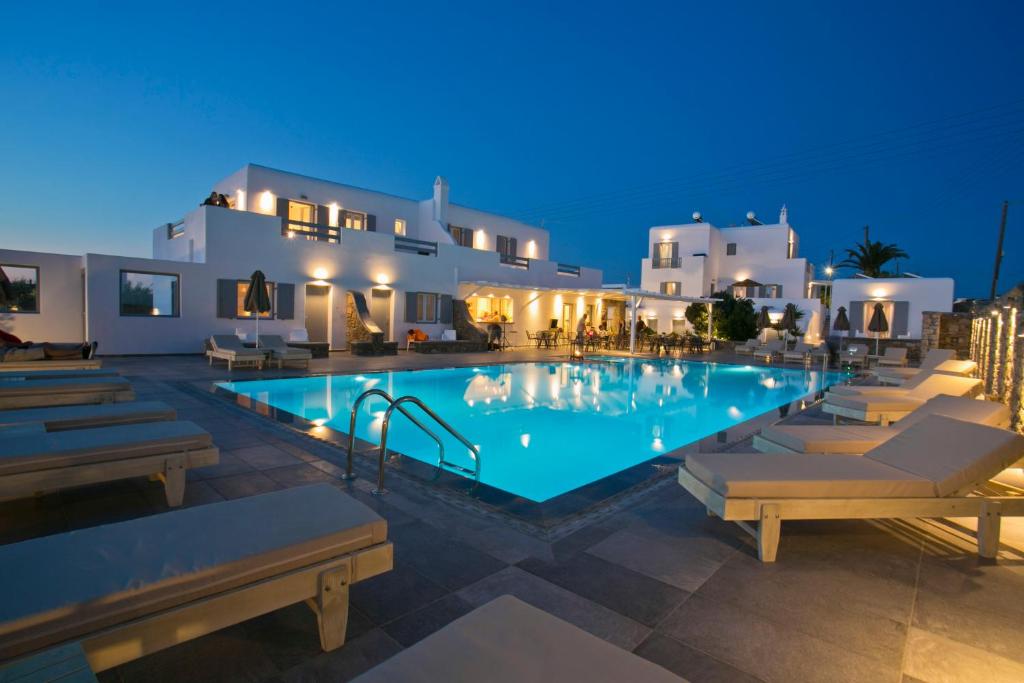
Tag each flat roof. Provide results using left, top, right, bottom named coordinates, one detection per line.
left=459, top=281, right=719, bottom=304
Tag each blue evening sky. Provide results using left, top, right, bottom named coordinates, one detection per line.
left=1, top=1, right=1021, bottom=296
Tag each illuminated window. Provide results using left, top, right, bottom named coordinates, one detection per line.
left=0, top=265, right=39, bottom=313
left=343, top=210, right=366, bottom=230
left=394, top=219, right=406, bottom=236
left=120, top=271, right=179, bottom=317
left=416, top=293, right=438, bottom=323
left=288, top=201, right=314, bottom=224
left=449, top=225, right=474, bottom=247
left=660, top=282, right=680, bottom=296
left=467, top=295, right=513, bottom=323
left=236, top=281, right=275, bottom=319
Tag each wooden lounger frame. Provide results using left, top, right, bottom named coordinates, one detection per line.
left=0, top=447, right=218, bottom=507
left=822, top=401, right=911, bottom=426
left=205, top=349, right=265, bottom=371
left=0, top=388, right=135, bottom=411
left=0, top=359, right=102, bottom=372
left=679, top=466, right=1024, bottom=563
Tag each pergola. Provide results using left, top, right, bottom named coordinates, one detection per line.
left=459, top=281, right=720, bottom=354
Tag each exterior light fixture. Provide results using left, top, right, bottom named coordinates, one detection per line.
left=313, top=267, right=329, bottom=280
left=258, top=190, right=275, bottom=213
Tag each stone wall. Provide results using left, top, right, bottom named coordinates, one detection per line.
left=969, top=306, right=1023, bottom=434
left=921, top=311, right=973, bottom=360
left=345, top=294, right=373, bottom=346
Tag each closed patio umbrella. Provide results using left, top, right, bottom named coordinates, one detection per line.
left=833, top=306, right=850, bottom=352
left=755, top=305, right=772, bottom=342
left=244, top=270, right=272, bottom=347
left=779, top=303, right=798, bottom=347
left=867, top=302, right=889, bottom=356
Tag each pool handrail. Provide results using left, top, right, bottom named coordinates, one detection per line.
left=343, top=388, right=444, bottom=481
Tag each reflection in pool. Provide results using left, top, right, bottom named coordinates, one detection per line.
left=217, top=359, right=845, bottom=502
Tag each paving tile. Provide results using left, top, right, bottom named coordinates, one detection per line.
left=381, top=593, right=476, bottom=646
left=113, top=623, right=280, bottom=683
left=912, top=555, right=1024, bottom=664
left=262, top=463, right=338, bottom=488
left=389, top=521, right=507, bottom=591
left=206, top=471, right=283, bottom=500
left=518, top=551, right=688, bottom=626
left=231, top=444, right=305, bottom=470
left=658, top=593, right=901, bottom=682
left=633, top=633, right=763, bottom=682
left=350, top=564, right=449, bottom=624
left=456, top=566, right=651, bottom=649
left=187, top=452, right=254, bottom=481
left=243, top=601, right=375, bottom=672
left=903, top=626, right=1024, bottom=683
left=277, top=628, right=402, bottom=683
left=587, top=528, right=736, bottom=592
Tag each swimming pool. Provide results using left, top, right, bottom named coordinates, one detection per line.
left=217, top=359, right=845, bottom=502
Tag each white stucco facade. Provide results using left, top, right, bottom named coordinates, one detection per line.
left=829, top=277, right=954, bottom=339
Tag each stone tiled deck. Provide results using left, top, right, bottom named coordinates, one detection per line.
left=2, top=349, right=1022, bottom=683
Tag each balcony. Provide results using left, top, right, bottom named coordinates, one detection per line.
left=499, top=253, right=530, bottom=269
left=395, top=236, right=438, bottom=257
left=652, top=257, right=682, bottom=269
left=282, top=219, right=340, bottom=243
left=556, top=263, right=581, bottom=277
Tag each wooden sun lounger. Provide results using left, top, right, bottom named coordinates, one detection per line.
left=0, top=359, right=102, bottom=373
left=352, top=596, right=685, bottom=682
left=874, top=358, right=976, bottom=385
left=754, top=395, right=1011, bottom=454
left=822, top=374, right=982, bottom=425
left=679, top=416, right=1024, bottom=562
left=0, top=401, right=176, bottom=432
left=0, top=484, right=393, bottom=674
left=0, top=377, right=134, bottom=410
left=0, top=369, right=118, bottom=381
left=206, top=335, right=267, bottom=371
left=0, top=420, right=217, bottom=506
left=258, top=335, right=312, bottom=369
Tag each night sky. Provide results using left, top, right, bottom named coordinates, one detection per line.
left=1, top=1, right=1021, bottom=296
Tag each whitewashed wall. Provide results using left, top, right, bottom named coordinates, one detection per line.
left=829, top=277, right=954, bottom=339
left=0, top=249, right=85, bottom=343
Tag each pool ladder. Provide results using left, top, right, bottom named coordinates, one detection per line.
left=342, top=388, right=481, bottom=495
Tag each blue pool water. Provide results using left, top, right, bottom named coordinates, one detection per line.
left=217, top=359, right=845, bottom=502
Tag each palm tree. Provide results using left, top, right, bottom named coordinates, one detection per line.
left=837, top=240, right=908, bottom=277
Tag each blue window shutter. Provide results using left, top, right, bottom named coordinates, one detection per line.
left=217, top=279, right=236, bottom=319
left=405, top=292, right=418, bottom=323
left=277, top=283, right=295, bottom=320
left=440, top=295, right=453, bottom=324
left=892, top=301, right=910, bottom=336
left=367, top=214, right=377, bottom=232
left=849, top=301, right=865, bottom=333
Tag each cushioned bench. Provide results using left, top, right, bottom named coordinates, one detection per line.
left=0, top=401, right=176, bottom=432
left=822, top=374, right=982, bottom=424
left=0, top=378, right=134, bottom=410
left=0, top=484, right=393, bottom=673
left=0, top=369, right=118, bottom=381
left=0, top=420, right=217, bottom=506
left=353, top=596, right=685, bottom=682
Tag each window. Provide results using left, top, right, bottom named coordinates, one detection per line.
left=496, top=235, right=517, bottom=257
left=449, top=225, right=473, bottom=247
left=342, top=210, right=366, bottom=230
left=660, top=281, right=680, bottom=296
left=653, top=242, right=679, bottom=268
left=671, top=318, right=687, bottom=334
left=467, top=295, right=513, bottom=323
left=761, top=284, right=783, bottom=298
left=235, top=281, right=275, bottom=319
left=0, top=265, right=39, bottom=313
left=726, top=242, right=737, bottom=256
left=288, top=200, right=315, bottom=225
left=416, top=293, right=438, bottom=323
left=394, top=218, right=406, bottom=236
left=120, top=271, right=179, bottom=317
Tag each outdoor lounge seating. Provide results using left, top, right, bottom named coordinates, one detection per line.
left=822, top=373, right=982, bottom=424
left=678, top=415, right=1024, bottom=562
left=827, top=366, right=951, bottom=396
left=0, top=377, right=134, bottom=410
left=352, top=595, right=684, bottom=682
left=0, top=484, right=393, bottom=673
left=734, top=338, right=760, bottom=355
left=872, top=347, right=974, bottom=384
left=838, top=343, right=869, bottom=369
left=206, top=335, right=267, bottom=370
left=0, top=420, right=218, bottom=506
left=0, top=368, right=118, bottom=381
left=258, top=334, right=313, bottom=368
left=870, top=346, right=908, bottom=367
left=0, top=400, right=176, bottom=433
left=781, top=341, right=816, bottom=364
left=753, top=338, right=785, bottom=362
left=754, top=395, right=1010, bottom=454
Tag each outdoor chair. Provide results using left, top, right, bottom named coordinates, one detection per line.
left=871, top=348, right=959, bottom=385
left=257, top=334, right=313, bottom=369
left=0, top=484, right=392, bottom=674
left=822, top=373, right=982, bottom=425
left=206, top=335, right=267, bottom=370
left=870, top=347, right=908, bottom=367
left=678, top=415, right=1024, bottom=562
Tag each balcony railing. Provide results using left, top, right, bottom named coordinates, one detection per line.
left=652, top=257, right=682, bottom=269
left=557, top=263, right=581, bottom=276
left=282, top=219, right=340, bottom=243
left=499, top=253, right=530, bottom=269
left=395, top=236, right=438, bottom=257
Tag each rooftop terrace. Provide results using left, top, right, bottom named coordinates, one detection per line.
left=2, top=350, right=1022, bottom=683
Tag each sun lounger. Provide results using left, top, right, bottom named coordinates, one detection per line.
left=753, top=339, right=785, bottom=362
left=827, top=366, right=942, bottom=396
left=875, top=358, right=976, bottom=385
left=823, top=374, right=982, bottom=424
left=0, top=420, right=217, bottom=506
left=838, top=343, right=869, bottom=369
left=0, top=484, right=393, bottom=673
left=0, top=401, right=176, bottom=432
left=0, top=377, right=134, bottom=410
left=0, top=359, right=102, bottom=373
left=868, top=347, right=908, bottom=368
left=0, top=368, right=118, bottom=381
left=734, top=338, right=760, bottom=355
left=257, top=334, right=313, bottom=369
left=206, top=335, right=267, bottom=370
left=679, top=415, right=1024, bottom=562
left=754, top=395, right=1010, bottom=454
left=781, top=341, right=814, bottom=364
left=352, top=596, right=684, bottom=683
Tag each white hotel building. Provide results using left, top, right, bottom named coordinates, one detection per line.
left=0, top=165, right=954, bottom=353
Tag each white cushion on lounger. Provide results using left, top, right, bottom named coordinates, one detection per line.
left=759, top=424, right=887, bottom=454
left=864, top=416, right=1024, bottom=497
left=892, top=395, right=1009, bottom=430
left=0, top=377, right=131, bottom=398
left=0, top=401, right=176, bottom=431
left=352, top=595, right=685, bottom=683
left=0, top=484, right=386, bottom=653
left=0, top=421, right=212, bottom=475
left=684, top=453, right=934, bottom=498
left=826, top=393, right=926, bottom=413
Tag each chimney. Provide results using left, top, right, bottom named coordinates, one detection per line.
left=779, top=204, right=789, bottom=225
left=433, top=176, right=450, bottom=224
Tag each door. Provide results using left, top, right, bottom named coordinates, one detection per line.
left=370, top=289, right=392, bottom=340
left=305, top=285, right=330, bottom=343
left=561, top=303, right=575, bottom=333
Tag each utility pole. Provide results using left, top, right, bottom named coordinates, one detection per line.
left=989, top=200, right=1009, bottom=301
left=863, top=225, right=870, bottom=247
